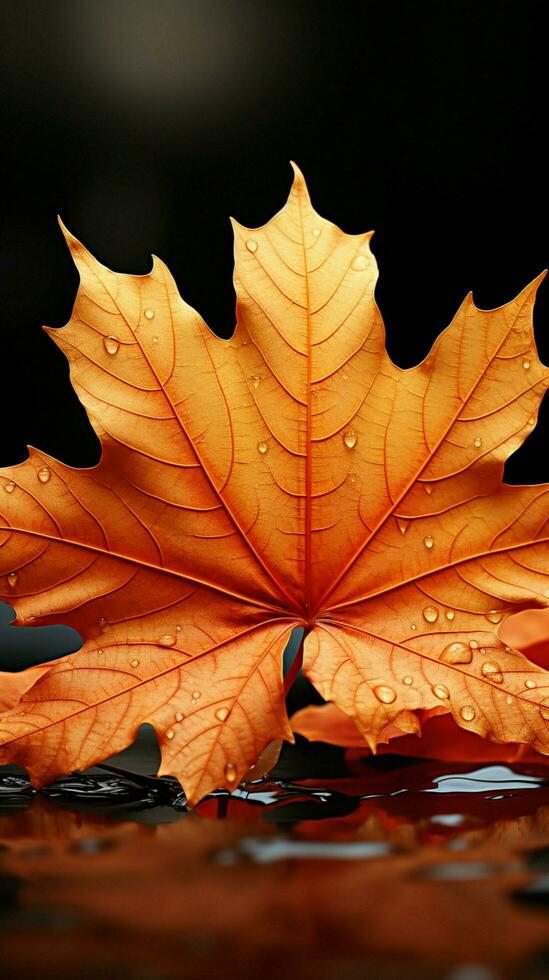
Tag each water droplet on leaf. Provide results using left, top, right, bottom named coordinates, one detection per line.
left=352, top=255, right=368, bottom=271
left=224, top=762, right=237, bottom=784
left=130, top=658, right=140, bottom=668
left=7, top=572, right=18, bottom=588
left=445, top=610, right=455, bottom=621
left=4, top=482, right=15, bottom=493
left=159, top=634, right=176, bottom=647
left=423, top=606, right=439, bottom=623
left=215, top=707, right=230, bottom=722
left=166, top=729, right=175, bottom=741
left=175, top=711, right=184, bottom=722
left=460, top=705, right=476, bottom=722
left=373, top=685, right=397, bottom=704
left=246, top=239, right=258, bottom=253
left=37, top=467, right=50, bottom=484
left=486, top=610, right=502, bottom=624
left=523, top=359, right=531, bottom=370
left=423, top=535, right=434, bottom=549
left=257, top=441, right=268, bottom=454
left=473, top=436, right=482, bottom=449
left=144, top=308, right=155, bottom=320
left=433, top=684, right=450, bottom=700
left=104, top=336, right=120, bottom=355
left=402, top=675, right=413, bottom=686
left=440, top=642, right=472, bottom=665
left=343, top=429, right=358, bottom=449
left=481, top=661, right=503, bottom=683
left=526, top=679, right=536, bottom=689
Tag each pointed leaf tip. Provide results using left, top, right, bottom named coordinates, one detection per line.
left=289, top=161, right=311, bottom=203
left=57, top=216, right=86, bottom=256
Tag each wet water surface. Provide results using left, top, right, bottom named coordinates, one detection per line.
left=2, top=739, right=549, bottom=979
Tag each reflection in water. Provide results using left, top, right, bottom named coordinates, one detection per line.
left=2, top=753, right=549, bottom=978
left=425, top=765, right=544, bottom=794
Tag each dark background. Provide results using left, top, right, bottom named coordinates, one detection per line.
left=0, top=0, right=547, bottom=671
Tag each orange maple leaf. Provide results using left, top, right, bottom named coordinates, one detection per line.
left=0, top=166, right=548, bottom=802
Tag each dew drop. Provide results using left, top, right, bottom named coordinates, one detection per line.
left=396, top=518, right=409, bottom=535
left=423, top=535, right=434, bottom=549
left=423, top=606, right=439, bottom=624
left=192, top=691, right=201, bottom=700
left=103, top=336, right=120, bottom=356
left=99, top=616, right=107, bottom=627
left=410, top=623, right=417, bottom=631
left=312, top=227, right=321, bottom=238
left=176, top=624, right=182, bottom=632
left=528, top=416, right=535, bottom=426
left=144, top=308, right=155, bottom=320
left=402, top=675, right=414, bottom=686
left=506, top=695, right=513, bottom=705
left=37, top=467, right=51, bottom=484
left=152, top=336, right=158, bottom=344
left=215, top=707, right=230, bottom=722
left=130, top=658, right=140, bottom=668
left=473, top=436, right=482, bottom=449
left=523, top=359, right=531, bottom=370
left=423, top=484, right=434, bottom=495
left=445, top=610, right=455, bottom=621
left=541, top=707, right=549, bottom=722
left=4, top=482, right=15, bottom=494
left=166, top=728, right=175, bottom=741
left=460, top=705, right=476, bottom=722
left=257, top=440, right=268, bottom=455
left=175, top=711, right=184, bottom=722
left=246, top=239, right=258, bottom=253
left=250, top=374, right=261, bottom=389
left=486, top=610, right=502, bottom=624
left=224, top=762, right=237, bottom=784
left=343, top=428, right=358, bottom=449
left=159, top=634, right=176, bottom=647
left=373, top=685, right=397, bottom=704
left=352, top=255, right=368, bottom=271
left=469, top=640, right=479, bottom=650
left=481, top=661, right=503, bottom=683
left=432, top=684, right=450, bottom=700
left=440, top=642, right=472, bottom=665
left=526, top=679, right=537, bottom=689
left=7, top=572, right=18, bottom=588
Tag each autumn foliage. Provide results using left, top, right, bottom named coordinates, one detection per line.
left=0, top=166, right=548, bottom=802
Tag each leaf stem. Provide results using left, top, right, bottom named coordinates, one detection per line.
left=284, top=629, right=308, bottom=695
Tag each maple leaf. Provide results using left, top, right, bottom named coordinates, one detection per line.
left=0, top=165, right=548, bottom=803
